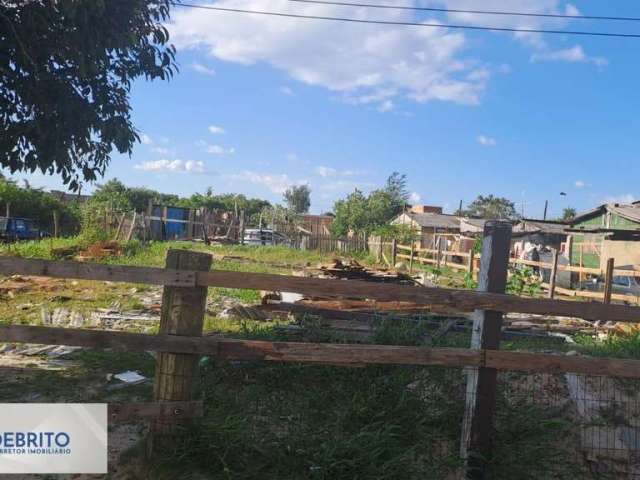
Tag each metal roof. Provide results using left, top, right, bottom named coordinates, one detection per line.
left=406, top=212, right=461, bottom=229
left=513, top=219, right=568, bottom=235
left=571, top=203, right=640, bottom=226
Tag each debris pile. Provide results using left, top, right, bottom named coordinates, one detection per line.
left=314, top=259, right=418, bottom=284
left=76, top=241, right=123, bottom=261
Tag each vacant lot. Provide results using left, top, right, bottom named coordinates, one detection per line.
left=0, top=239, right=638, bottom=479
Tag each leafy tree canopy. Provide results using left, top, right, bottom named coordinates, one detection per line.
left=560, top=207, right=577, bottom=222
left=331, top=173, right=410, bottom=236
left=283, top=184, right=311, bottom=214
left=0, top=0, right=177, bottom=190
left=462, top=195, right=519, bottom=220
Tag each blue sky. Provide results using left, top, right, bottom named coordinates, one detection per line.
left=11, top=0, right=640, bottom=217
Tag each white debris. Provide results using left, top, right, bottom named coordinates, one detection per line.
left=113, top=371, right=147, bottom=385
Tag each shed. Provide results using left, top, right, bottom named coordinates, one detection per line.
left=569, top=203, right=640, bottom=270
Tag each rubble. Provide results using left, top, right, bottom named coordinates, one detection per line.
left=313, top=259, right=418, bottom=285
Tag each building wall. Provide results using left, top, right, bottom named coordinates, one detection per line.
left=601, top=240, right=640, bottom=270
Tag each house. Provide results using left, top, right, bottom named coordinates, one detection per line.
left=391, top=205, right=461, bottom=249
left=511, top=219, right=569, bottom=257
left=568, top=203, right=640, bottom=270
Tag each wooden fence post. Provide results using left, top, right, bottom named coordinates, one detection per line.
left=391, top=239, right=397, bottom=267
left=52, top=210, right=60, bottom=238
left=409, top=243, right=415, bottom=273
left=461, top=220, right=512, bottom=479
left=148, top=249, right=212, bottom=453
left=548, top=249, right=559, bottom=299
left=467, top=250, right=475, bottom=278
left=436, top=237, right=442, bottom=270
left=603, top=257, right=615, bottom=304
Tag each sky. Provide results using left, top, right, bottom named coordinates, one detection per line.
left=9, top=0, right=640, bottom=218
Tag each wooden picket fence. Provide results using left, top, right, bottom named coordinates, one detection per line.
left=2, top=221, right=640, bottom=476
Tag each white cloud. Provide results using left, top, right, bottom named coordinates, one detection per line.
left=208, top=125, right=225, bottom=134
left=574, top=180, right=586, bottom=188
left=140, top=133, right=153, bottom=145
left=152, top=146, right=171, bottom=155
left=377, top=100, right=394, bottom=113
left=134, top=159, right=207, bottom=173
left=477, top=135, right=496, bottom=147
left=169, top=0, right=489, bottom=108
left=409, top=192, right=421, bottom=203
left=191, top=62, right=217, bottom=76
left=205, top=144, right=235, bottom=155
left=280, top=86, right=294, bottom=95
left=531, top=46, right=608, bottom=67
left=604, top=194, right=636, bottom=205
left=230, top=171, right=306, bottom=194
left=314, top=166, right=365, bottom=178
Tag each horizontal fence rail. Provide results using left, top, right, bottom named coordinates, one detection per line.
left=2, top=257, right=640, bottom=323
left=1, top=324, right=640, bottom=379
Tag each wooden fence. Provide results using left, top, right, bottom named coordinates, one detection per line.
left=396, top=242, right=640, bottom=305
left=291, top=233, right=368, bottom=254
left=3, top=221, right=640, bottom=476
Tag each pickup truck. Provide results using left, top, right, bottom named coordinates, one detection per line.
left=0, top=217, right=46, bottom=241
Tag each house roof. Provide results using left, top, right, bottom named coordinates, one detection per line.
left=403, top=212, right=461, bottom=229
left=571, top=203, right=640, bottom=226
left=513, top=219, right=568, bottom=235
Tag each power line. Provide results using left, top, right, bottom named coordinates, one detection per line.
left=288, top=0, right=640, bottom=23
left=173, top=2, right=640, bottom=39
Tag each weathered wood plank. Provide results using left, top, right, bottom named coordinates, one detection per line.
left=484, top=351, right=640, bottom=379
left=3, top=257, right=640, bottom=323
left=3, top=325, right=640, bottom=378
left=0, top=257, right=196, bottom=287
left=196, top=270, right=640, bottom=323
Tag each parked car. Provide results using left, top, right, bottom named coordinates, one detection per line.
left=578, top=266, right=640, bottom=297
left=243, top=228, right=290, bottom=247
left=0, top=217, right=46, bottom=241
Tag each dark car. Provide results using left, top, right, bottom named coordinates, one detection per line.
left=0, top=217, right=46, bottom=241
left=578, top=265, right=640, bottom=298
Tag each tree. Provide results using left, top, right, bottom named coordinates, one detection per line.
left=561, top=207, right=577, bottom=222
left=463, top=195, right=519, bottom=220
left=0, top=1, right=177, bottom=190
left=331, top=189, right=369, bottom=236
left=384, top=172, right=409, bottom=215
left=283, top=185, right=311, bottom=213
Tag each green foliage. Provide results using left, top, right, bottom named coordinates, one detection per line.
left=463, top=272, right=478, bottom=290
left=574, top=331, right=640, bottom=359
left=0, top=0, right=177, bottom=189
left=560, top=207, right=577, bottom=222
left=91, top=180, right=270, bottom=223
left=0, top=179, right=81, bottom=235
left=463, top=195, right=519, bottom=220
left=283, top=184, right=311, bottom=213
left=331, top=173, right=410, bottom=236
left=506, top=267, right=541, bottom=296
left=372, top=224, right=419, bottom=244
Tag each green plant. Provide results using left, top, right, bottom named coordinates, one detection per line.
left=506, top=267, right=541, bottom=297
left=463, top=272, right=478, bottom=290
